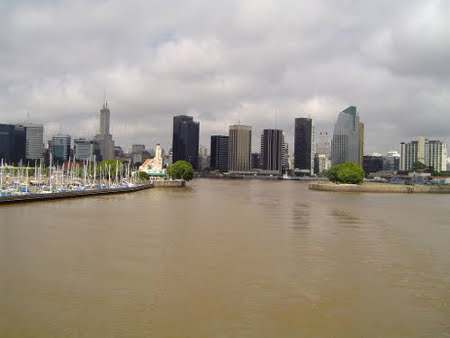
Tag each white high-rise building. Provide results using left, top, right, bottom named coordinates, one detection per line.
left=425, top=140, right=447, bottom=172
left=316, top=131, right=331, bottom=159
left=94, top=101, right=115, bottom=161
left=400, top=137, right=447, bottom=172
left=16, top=123, right=44, bottom=162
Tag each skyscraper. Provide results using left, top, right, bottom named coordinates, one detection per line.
left=282, top=132, right=289, bottom=172
left=316, top=131, right=331, bottom=159
left=359, top=122, right=365, bottom=167
left=0, top=124, right=26, bottom=164
left=400, top=137, right=425, bottom=172
left=14, top=123, right=44, bottom=163
left=94, top=101, right=115, bottom=161
left=74, top=138, right=98, bottom=162
left=294, top=117, right=314, bottom=174
left=260, top=129, right=283, bottom=172
left=228, top=125, right=252, bottom=172
left=172, top=115, right=200, bottom=170
left=400, top=137, right=448, bottom=172
left=331, top=106, right=362, bottom=166
left=210, top=135, right=228, bottom=171
left=52, top=134, right=71, bottom=163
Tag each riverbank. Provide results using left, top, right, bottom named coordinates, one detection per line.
left=309, top=182, right=450, bottom=193
left=0, top=183, right=153, bottom=205
left=195, top=172, right=326, bottom=181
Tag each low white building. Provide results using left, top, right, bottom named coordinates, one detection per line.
left=138, top=144, right=167, bottom=179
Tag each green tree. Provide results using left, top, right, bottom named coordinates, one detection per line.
left=327, top=165, right=340, bottom=183
left=136, top=171, right=149, bottom=181
left=327, top=162, right=365, bottom=184
left=168, top=160, right=194, bottom=181
left=413, top=161, right=428, bottom=171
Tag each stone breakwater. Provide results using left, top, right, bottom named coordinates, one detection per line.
left=0, top=184, right=154, bottom=205
left=309, top=183, right=450, bottom=194
left=152, top=180, right=185, bottom=187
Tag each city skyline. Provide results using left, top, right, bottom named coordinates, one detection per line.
left=0, top=1, right=449, bottom=154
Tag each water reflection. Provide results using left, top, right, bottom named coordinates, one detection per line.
left=291, top=202, right=311, bottom=229
left=331, top=209, right=365, bottom=226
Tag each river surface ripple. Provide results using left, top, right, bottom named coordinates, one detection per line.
left=1, top=179, right=450, bottom=337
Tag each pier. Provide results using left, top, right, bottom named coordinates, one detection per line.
left=0, top=183, right=153, bottom=205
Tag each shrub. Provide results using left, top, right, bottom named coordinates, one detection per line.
left=327, top=162, right=364, bottom=184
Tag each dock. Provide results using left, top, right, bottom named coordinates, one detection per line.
left=0, top=183, right=153, bottom=205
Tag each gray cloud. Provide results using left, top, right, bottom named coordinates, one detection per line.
left=0, top=0, right=449, bottom=154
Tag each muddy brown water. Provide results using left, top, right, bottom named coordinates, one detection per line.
left=1, top=179, right=449, bottom=337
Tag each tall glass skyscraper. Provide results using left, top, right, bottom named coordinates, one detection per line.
left=260, top=129, right=283, bottom=172
left=0, top=124, right=26, bottom=164
left=172, top=115, right=200, bottom=170
left=52, top=134, right=71, bottom=163
left=331, top=106, right=362, bottom=166
left=294, top=117, right=314, bottom=174
left=210, top=135, right=228, bottom=171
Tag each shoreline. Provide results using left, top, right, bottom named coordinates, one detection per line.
left=309, top=182, right=450, bottom=193
left=0, top=183, right=154, bottom=205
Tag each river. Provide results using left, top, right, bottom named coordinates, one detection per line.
left=1, top=179, right=450, bottom=337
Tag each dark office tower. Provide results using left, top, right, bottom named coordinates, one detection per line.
left=172, top=115, right=200, bottom=170
left=11, top=125, right=26, bottom=163
left=251, top=152, right=260, bottom=169
left=0, top=124, right=26, bottom=164
left=294, top=117, right=314, bottom=174
left=260, top=129, right=283, bottom=172
left=210, top=135, right=228, bottom=171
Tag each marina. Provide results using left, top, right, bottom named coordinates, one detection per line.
left=0, top=157, right=149, bottom=203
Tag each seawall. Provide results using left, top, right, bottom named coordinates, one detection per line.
left=309, top=183, right=450, bottom=194
left=0, top=184, right=153, bottom=205
left=152, top=180, right=185, bottom=187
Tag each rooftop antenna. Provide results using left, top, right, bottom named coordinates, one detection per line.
left=59, top=122, right=62, bottom=134
left=27, top=111, right=30, bottom=123
left=103, top=88, right=108, bottom=108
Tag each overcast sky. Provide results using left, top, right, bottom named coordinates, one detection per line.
left=1, top=0, right=449, bottom=154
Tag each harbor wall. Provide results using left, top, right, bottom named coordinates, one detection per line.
left=309, top=183, right=450, bottom=194
left=152, top=180, right=185, bottom=187
left=0, top=184, right=153, bottom=205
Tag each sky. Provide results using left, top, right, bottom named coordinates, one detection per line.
left=0, top=0, right=449, bottom=155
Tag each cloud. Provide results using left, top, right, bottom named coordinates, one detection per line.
left=0, top=0, right=449, bottom=155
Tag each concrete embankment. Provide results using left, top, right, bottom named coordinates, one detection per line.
left=0, top=184, right=153, bottom=205
left=309, top=182, right=450, bottom=193
left=152, top=180, right=185, bottom=187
